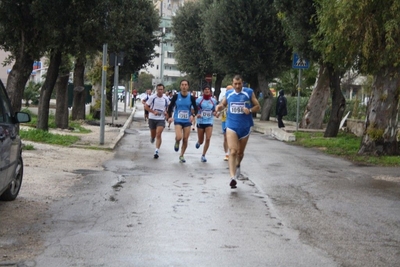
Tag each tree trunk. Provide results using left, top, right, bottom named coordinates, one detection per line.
left=324, top=67, right=346, bottom=137
left=358, top=67, right=400, bottom=156
left=37, top=50, right=62, bottom=131
left=259, top=72, right=273, bottom=121
left=300, top=64, right=330, bottom=129
left=55, top=73, right=70, bottom=129
left=71, top=56, right=86, bottom=120
left=213, top=73, right=225, bottom=101
left=5, top=50, right=34, bottom=112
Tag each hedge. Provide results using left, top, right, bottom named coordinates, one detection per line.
left=259, top=97, right=368, bottom=124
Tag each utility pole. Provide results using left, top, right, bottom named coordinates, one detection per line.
left=160, top=1, right=164, bottom=84
left=100, top=43, right=108, bottom=145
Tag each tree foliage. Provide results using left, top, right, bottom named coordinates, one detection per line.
left=274, top=0, right=318, bottom=61
left=315, top=0, right=400, bottom=155
left=172, top=1, right=213, bottom=78
left=202, top=0, right=290, bottom=80
left=314, top=0, right=400, bottom=74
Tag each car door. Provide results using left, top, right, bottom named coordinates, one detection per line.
left=0, top=86, right=12, bottom=192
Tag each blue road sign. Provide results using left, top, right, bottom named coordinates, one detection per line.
left=292, top=53, right=310, bottom=69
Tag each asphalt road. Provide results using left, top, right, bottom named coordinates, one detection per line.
left=16, top=107, right=400, bottom=266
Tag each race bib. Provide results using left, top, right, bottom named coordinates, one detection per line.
left=155, top=109, right=164, bottom=116
left=230, top=102, right=245, bottom=114
left=178, top=110, right=189, bottom=119
left=201, top=110, right=212, bottom=118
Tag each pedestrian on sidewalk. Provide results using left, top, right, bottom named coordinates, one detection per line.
left=167, top=80, right=197, bottom=163
left=216, top=75, right=260, bottom=189
left=131, top=88, right=138, bottom=107
left=276, top=89, right=287, bottom=129
left=194, top=84, right=218, bottom=162
left=144, top=84, right=170, bottom=159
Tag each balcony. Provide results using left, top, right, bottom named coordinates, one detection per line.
left=164, top=69, right=183, bottom=77
left=164, top=57, right=175, bottom=65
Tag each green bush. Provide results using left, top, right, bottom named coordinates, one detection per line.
left=259, top=96, right=310, bottom=122
left=260, top=96, right=368, bottom=123
left=23, top=81, right=41, bottom=107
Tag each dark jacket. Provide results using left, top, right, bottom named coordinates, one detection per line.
left=276, top=90, right=287, bottom=116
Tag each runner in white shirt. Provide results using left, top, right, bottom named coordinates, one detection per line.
left=144, top=84, right=170, bottom=159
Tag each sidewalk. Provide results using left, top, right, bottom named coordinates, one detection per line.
left=25, top=102, right=136, bottom=150
left=68, top=105, right=136, bottom=150
left=70, top=108, right=136, bottom=150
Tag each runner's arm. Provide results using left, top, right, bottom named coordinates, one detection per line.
left=167, top=94, right=178, bottom=118
left=216, top=97, right=227, bottom=112
left=191, top=96, right=198, bottom=116
left=250, top=91, right=261, bottom=113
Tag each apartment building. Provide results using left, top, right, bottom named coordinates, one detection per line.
left=144, top=0, right=196, bottom=86
left=0, top=50, right=46, bottom=86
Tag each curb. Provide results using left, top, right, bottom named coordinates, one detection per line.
left=109, top=107, right=136, bottom=150
left=252, top=123, right=296, bottom=142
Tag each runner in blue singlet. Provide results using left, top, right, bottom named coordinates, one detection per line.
left=167, top=80, right=197, bottom=163
left=216, top=75, right=261, bottom=189
left=194, top=85, right=218, bottom=163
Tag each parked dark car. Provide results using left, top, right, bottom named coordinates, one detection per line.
left=0, top=80, right=31, bottom=201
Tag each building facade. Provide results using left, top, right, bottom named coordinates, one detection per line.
left=143, top=0, right=195, bottom=87
left=0, top=50, right=47, bottom=86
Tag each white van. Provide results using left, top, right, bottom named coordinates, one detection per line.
left=112, top=86, right=126, bottom=101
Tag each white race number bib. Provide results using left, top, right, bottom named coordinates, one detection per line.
left=177, top=110, right=189, bottom=119
left=230, top=102, right=245, bottom=114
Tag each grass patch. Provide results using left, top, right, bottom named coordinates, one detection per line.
left=21, top=108, right=92, bottom=134
left=22, top=143, right=35, bottom=150
left=20, top=129, right=80, bottom=146
left=293, top=131, right=400, bottom=166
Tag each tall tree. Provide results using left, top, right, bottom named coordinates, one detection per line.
left=0, top=0, right=45, bottom=112
left=55, top=54, right=73, bottom=129
left=202, top=0, right=291, bottom=120
left=315, top=0, right=400, bottom=155
left=172, top=0, right=225, bottom=98
left=35, top=0, right=74, bottom=130
left=275, top=0, right=334, bottom=130
left=71, top=56, right=87, bottom=120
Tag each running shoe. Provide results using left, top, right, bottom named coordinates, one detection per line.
left=174, top=141, right=179, bottom=152
left=201, top=155, right=207, bottom=162
left=230, top=178, right=237, bottom=189
left=195, top=142, right=200, bottom=149
left=179, top=156, right=186, bottom=163
left=224, top=155, right=229, bottom=161
left=150, top=137, right=155, bottom=144
left=154, top=151, right=159, bottom=159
